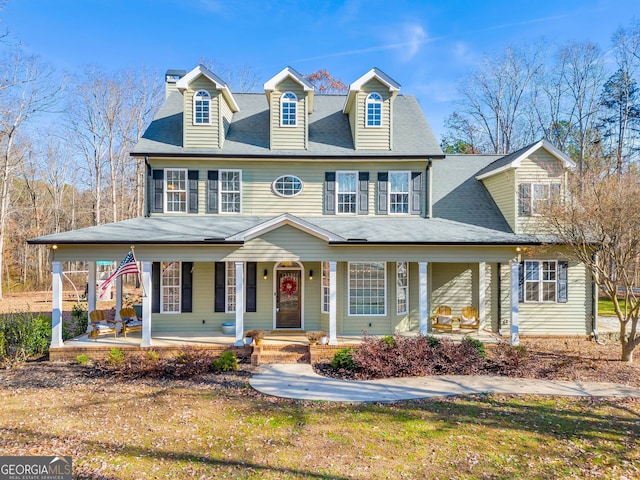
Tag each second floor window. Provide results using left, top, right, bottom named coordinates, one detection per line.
left=389, top=171, right=410, bottom=214
left=165, top=169, right=187, bottom=213
left=281, top=92, right=297, bottom=126
left=366, top=92, right=382, bottom=127
left=220, top=169, right=241, bottom=213
left=337, top=171, right=357, bottom=214
left=194, top=90, right=211, bottom=125
left=519, top=182, right=561, bottom=216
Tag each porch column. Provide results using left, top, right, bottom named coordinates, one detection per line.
left=51, top=261, right=63, bottom=348
left=419, top=262, right=429, bottom=335
left=87, top=260, right=96, bottom=312
left=329, top=261, right=337, bottom=345
left=510, top=262, right=520, bottom=346
left=141, top=261, right=152, bottom=347
left=478, top=262, right=486, bottom=330
left=234, top=261, right=245, bottom=347
left=115, top=276, right=123, bottom=321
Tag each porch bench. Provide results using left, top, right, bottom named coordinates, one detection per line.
left=119, top=307, right=142, bottom=338
left=431, top=305, right=454, bottom=331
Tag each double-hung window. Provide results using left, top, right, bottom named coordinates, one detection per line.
left=165, top=169, right=187, bottom=213
left=226, top=262, right=237, bottom=313
left=336, top=171, right=357, bottom=214
left=524, top=260, right=557, bottom=302
left=389, top=171, right=410, bottom=214
left=161, top=262, right=181, bottom=313
left=281, top=92, right=297, bottom=126
left=349, top=262, right=386, bottom=315
left=366, top=92, right=382, bottom=127
left=396, top=261, right=408, bottom=314
left=519, top=182, right=561, bottom=216
left=220, top=169, right=241, bottom=213
left=321, top=262, right=330, bottom=313
left=193, top=90, right=211, bottom=125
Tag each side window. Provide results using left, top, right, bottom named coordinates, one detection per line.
left=366, top=92, right=382, bottom=127
left=193, top=90, right=211, bottom=125
left=522, top=260, right=567, bottom=303
left=281, top=92, right=297, bottom=126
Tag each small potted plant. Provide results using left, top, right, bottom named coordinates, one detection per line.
left=306, top=330, right=327, bottom=345
left=244, top=329, right=266, bottom=346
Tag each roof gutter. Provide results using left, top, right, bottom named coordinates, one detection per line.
left=131, top=152, right=447, bottom=160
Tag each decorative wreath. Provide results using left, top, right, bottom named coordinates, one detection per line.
left=281, top=277, right=298, bottom=296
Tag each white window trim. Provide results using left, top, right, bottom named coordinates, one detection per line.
left=164, top=168, right=188, bottom=214
left=388, top=171, right=411, bottom=215
left=321, top=261, right=330, bottom=314
left=348, top=261, right=387, bottom=317
left=396, top=261, right=409, bottom=315
left=193, top=89, right=211, bottom=126
left=521, top=181, right=562, bottom=217
left=280, top=91, right=298, bottom=127
left=272, top=175, right=304, bottom=198
left=336, top=170, right=358, bottom=215
left=225, top=261, right=247, bottom=313
left=365, top=92, right=383, bottom=128
left=524, top=260, right=558, bottom=303
left=160, top=261, right=181, bottom=314
left=219, top=169, right=242, bottom=214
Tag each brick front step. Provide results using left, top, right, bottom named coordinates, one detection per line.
left=251, top=344, right=310, bottom=365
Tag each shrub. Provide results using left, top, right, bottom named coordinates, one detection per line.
left=331, top=348, right=357, bottom=370
left=167, top=346, right=213, bottom=378
left=381, top=335, right=396, bottom=348
left=107, top=348, right=125, bottom=366
left=0, top=312, right=50, bottom=365
left=145, top=349, right=160, bottom=362
left=212, top=350, right=238, bottom=372
left=462, top=335, right=487, bottom=359
left=76, top=354, right=90, bottom=365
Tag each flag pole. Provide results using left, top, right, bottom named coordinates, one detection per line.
left=130, top=245, right=147, bottom=298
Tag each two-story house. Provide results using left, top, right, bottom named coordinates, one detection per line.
left=31, top=64, right=595, bottom=351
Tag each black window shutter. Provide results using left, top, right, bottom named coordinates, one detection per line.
left=152, top=170, right=164, bottom=213
left=519, top=183, right=531, bottom=216
left=152, top=262, right=160, bottom=313
left=518, top=261, right=525, bottom=303
left=181, top=262, right=193, bottom=312
left=410, top=171, right=422, bottom=215
left=357, top=172, right=369, bottom=215
left=246, top=262, right=257, bottom=312
left=214, top=262, right=225, bottom=312
left=188, top=170, right=199, bottom=214
left=377, top=172, right=388, bottom=214
left=207, top=170, right=219, bottom=214
left=557, top=261, right=568, bottom=303
left=325, top=172, right=336, bottom=214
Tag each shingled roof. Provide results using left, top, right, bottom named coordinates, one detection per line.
left=133, top=92, right=444, bottom=157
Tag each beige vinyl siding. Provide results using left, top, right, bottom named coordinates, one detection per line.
left=147, top=158, right=429, bottom=217
left=482, top=170, right=516, bottom=232
left=516, top=150, right=565, bottom=234
left=219, top=95, right=234, bottom=147
left=270, top=78, right=307, bottom=150
left=183, top=77, right=220, bottom=149
left=354, top=79, right=392, bottom=150
left=430, top=263, right=478, bottom=320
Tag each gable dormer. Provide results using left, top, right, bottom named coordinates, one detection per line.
left=176, top=65, right=239, bottom=149
left=475, top=139, right=575, bottom=234
left=264, top=67, right=314, bottom=150
left=343, top=68, right=400, bottom=150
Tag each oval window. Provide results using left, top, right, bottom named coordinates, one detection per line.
left=273, top=175, right=303, bottom=197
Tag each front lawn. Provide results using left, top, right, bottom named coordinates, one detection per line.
left=599, top=298, right=630, bottom=317
left=1, top=361, right=639, bottom=479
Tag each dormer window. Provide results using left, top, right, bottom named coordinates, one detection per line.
left=366, top=92, right=382, bottom=127
left=193, top=90, right=211, bottom=125
left=281, top=92, right=297, bottom=126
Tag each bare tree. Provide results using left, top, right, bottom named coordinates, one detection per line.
left=543, top=170, right=640, bottom=362
left=199, top=58, right=261, bottom=92
left=0, top=50, right=57, bottom=298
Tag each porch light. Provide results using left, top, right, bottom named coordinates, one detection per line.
left=51, top=244, right=58, bottom=250
left=263, top=269, right=268, bottom=280
left=309, top=270, right=314, bottom=280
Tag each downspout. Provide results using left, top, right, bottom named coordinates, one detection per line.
left=425, top=158, right=432, bottom=218
left=497, top=262, right=502, bottom=336
left=592, top=251, right=604, bottom=344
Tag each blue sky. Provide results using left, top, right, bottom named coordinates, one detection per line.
left=3, top=0, right=639, bottom=139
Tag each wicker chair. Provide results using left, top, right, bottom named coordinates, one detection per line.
left=119, top=307, right=143, bottom=338
left=459, top=306, right=481, bottom=330
left=431, top=305, right=454, bottom=331
left=88, top=310, right=117, bottom=340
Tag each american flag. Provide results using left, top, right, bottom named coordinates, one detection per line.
left=98, top=251, right=139, bottom=295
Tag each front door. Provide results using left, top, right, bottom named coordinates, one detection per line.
left=276, top=270, right=301, bottom=328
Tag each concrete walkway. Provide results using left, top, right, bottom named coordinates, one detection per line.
left=250, top=364, right=640, bottom=403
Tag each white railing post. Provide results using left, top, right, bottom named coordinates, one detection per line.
left=329, top=262, right=337, bottom=345
left=51, top=261, right=63, bottom=348
left=510, top=262, right=520, bottom=346
left=419, top=262, right=429, bottom=335
left=141, top=261, right=152, bottom=347
left=235, top=262, right=245, bottom=347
